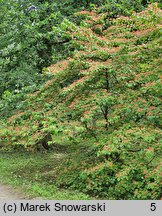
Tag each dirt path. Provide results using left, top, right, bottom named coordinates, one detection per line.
left=0, top=184, right=24, bottom=200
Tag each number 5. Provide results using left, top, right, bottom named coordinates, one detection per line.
left=150, top=203, right=156, bottom=211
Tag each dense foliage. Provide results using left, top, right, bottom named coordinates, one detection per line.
left=1, top=0, right=160, bottom=98
left=0, top=1, right=162, bottom=200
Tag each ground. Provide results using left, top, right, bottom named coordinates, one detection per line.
left=0, top=184, right=24, bottom=200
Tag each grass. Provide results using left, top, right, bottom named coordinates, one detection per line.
left=0, top=149, right=91, bottom=200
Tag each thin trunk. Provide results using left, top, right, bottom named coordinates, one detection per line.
left=100, top=105, right=109, bottom=130
left=105, top=71, right=109, bottom=92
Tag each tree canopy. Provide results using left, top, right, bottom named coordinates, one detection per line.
left=0, top=0, right=162, bottom=200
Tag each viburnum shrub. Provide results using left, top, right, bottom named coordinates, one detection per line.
left=76, top=125, right=162, bottom=199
